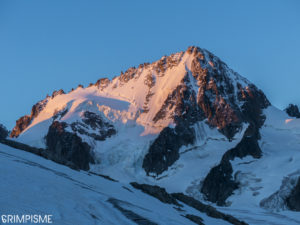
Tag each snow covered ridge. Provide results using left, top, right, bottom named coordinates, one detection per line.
left=10, top=46, right=268, bottom=139
left=5, top=45, right=300, bottom=220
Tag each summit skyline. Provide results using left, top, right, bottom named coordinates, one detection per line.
left=0, top=0, right=300, bottom=129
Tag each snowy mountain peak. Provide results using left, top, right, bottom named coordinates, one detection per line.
left=10, top=46, right=270, bottom=176
left=4, top=46, right=300, bottom=225
left=11, top=46, right=268, bottom=141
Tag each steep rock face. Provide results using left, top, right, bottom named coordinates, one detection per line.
left=201, top=159, right=238, bottom=206
left=70, top=111, right=116, bottom=141
left=200, top=81, right=269, bottom=205
left=188, top=46, right=269, bottom=137
left=10, top=97, right=50, bottom=137
left=143, top=124, right=196, bottom=176
left=10, top=90, right=66, bottom=138
left=189, top=47, right=241, bottom=138
left=200, top=86, right=268, bottom=206
left=0, top=124, right=9, bottom=140
left=153, top=73, right=204, bottom=124
left=143, top=46, right=270, bottom=176
left=201, top=125, right=262, bottom=205
left=45, top=121, right=94, bottom=170
left=286, top=177, right=300, bottom=211
left=143, top=74, right=201, bottom=175
left=285, top=104, right=300, bottom=118
left=10, top=115, right=32, bottom=138
left=259, top=171, right=300, bottom=211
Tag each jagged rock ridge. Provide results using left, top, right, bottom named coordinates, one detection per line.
left=143, top=46, right=269, bottom=176
left=45, top=121, right=95, bottom=170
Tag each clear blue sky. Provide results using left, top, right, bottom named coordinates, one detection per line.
left=0, top=0, right=299, bottom=129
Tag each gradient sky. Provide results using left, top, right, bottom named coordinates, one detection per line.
left=0, top=0, right=299, bottom=129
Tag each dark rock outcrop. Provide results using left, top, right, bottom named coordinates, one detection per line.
left=130, top=182, right=181, bottom=206
left=11, top=98, right=49, bottom=138
left=52, top=107, right=68, bottom=121
left=95, top=78, right=110, bottom=90
left=188, top=46, right=270, bottom=138
left=153, top=74, right=204, bottom=124
left=143, top=74, right=204, bottom=176
left=201, top=125, right=262, bottom=205
left=71, top=111, right=116, bottom=141
left=0, top=134, right=95, bottom=171
left=88, top=171, right=118, bottom=182
left=1, top=130, right=94, bottom=172
left=107, top=198, right=158, bottom=225
left=172, top=193, right=248, bottom=225
left=201, top=159, right=238, bottom=206
left=285, top=104, right=300, bottom=118
left=196, top=50, right=269, bottom=205
left=286, top=177, right=300, bottom=211
left=0, top=138, right=45, bottom=156
left=143, top=46, right=270, bottom=176
left=184, top=214, right=204, bottom=225
left=153, top=53, right=184, bottom=76
left=143, top=125, right=195, bottom=176
left=119, top=67, right=137, bottom=83
left=45, top=121, right=94, bottom=170
left=10, top=115, right=32, bottom=138
left=0, top=137, right=81, bottom=172
left=130, top=183, right=248, bottom=225
left=10, top=109, right=110, bottom=170
left=51, top=89, right=65, bottom=98
left=0, top=124, right=9, bottom=140
left=259, top=173, right=300, bottom=211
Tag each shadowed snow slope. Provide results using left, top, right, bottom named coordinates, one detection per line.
left=0, top=143, right=237, bottom=225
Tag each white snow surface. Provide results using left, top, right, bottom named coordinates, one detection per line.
left=2, top=106, right=300, bottom=225
left=8, top=48, right=300, bottom=224
left=0, top=143, right=230, bottom=225
left=215, top=106, right=300, bottom=224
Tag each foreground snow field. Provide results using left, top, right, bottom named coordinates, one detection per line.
left=1, top=138, right=300, bottom=225
left=1, top=143, right=234, bottom=225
